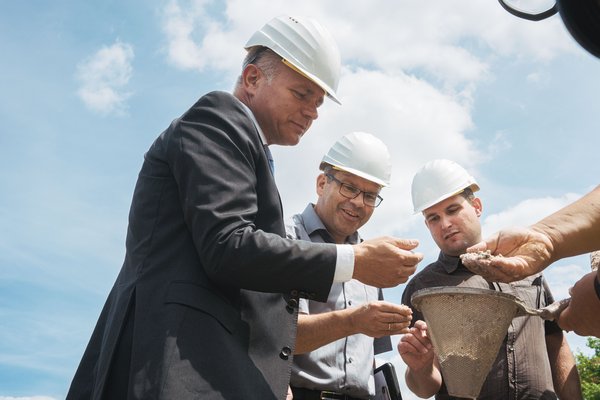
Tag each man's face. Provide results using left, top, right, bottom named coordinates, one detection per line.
left=248, top=62, right=325, bottom=146
left=423, top=194, right=483, bottom=256
left=314, top=170, right=380, bottom=244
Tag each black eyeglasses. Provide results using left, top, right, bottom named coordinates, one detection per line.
left=325, top=174, right=383, bottom=207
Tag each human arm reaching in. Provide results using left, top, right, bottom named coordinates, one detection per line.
left=545, top=329, right=582, bottom=399
left=461, top=185, right=600, bottom=336
left=397, top=320, right=442, bottom=398
left=558, top=270, right=600, bottom=336
left=295, top=301, right=412, bottom=354
left=462, top=185, right=600, bottom=282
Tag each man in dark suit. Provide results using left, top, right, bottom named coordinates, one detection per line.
left=67, top=16, right=423, bottom=400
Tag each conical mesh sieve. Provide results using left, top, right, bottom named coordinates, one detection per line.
left=411, top=287, right=522, bottom=399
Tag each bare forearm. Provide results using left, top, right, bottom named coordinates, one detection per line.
left=533, top=185, right=600, bottom=263
left=294, top=310, right=356, bottom=354
left=546, top=332, right=583, bottom=400
left=405, top=363, right=442, bottom=399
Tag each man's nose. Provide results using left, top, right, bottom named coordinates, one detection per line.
left=302, top=103, right=319, bottom=120
left=440, top=215, right=452, bottom=228
left=349, top=193, right=365, bottom=206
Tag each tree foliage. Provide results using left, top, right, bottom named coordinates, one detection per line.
left=576, top=337, right=600, bottom=400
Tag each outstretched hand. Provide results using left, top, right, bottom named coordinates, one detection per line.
left=461, top=226, right=554, bottom=283
left=350, top=301, right=412, bottom=338
left=557, top=271, right=600, bottom=337
left=353, top=236, right=423, bottom=287
left=398, top=320, right=435, bottom=371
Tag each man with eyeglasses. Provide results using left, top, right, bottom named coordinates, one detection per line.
left=288, top=132, right=412, bottom=400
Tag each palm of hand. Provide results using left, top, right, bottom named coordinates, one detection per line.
left=463, top=227, right=553, bottom=283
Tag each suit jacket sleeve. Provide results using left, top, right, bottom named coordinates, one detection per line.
left=149, top=91, right=336, bottom=300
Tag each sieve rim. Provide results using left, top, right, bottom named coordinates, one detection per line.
left=411, top=286, right=520, bottom=312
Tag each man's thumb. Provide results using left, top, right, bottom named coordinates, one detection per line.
left=394, top=238, right=419, bottom=250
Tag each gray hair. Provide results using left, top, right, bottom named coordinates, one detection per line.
left=236, top=46, right=281, bottom=87
left=320, top=163, right=334, bottom=174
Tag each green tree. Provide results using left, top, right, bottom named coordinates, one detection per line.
left=576, top=337, right=600, bottom=400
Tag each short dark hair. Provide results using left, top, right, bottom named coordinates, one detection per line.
left=460, top=187, right=476, bottom=204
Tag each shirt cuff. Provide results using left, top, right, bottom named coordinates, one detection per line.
left=333, top=244, right=354, bottom=282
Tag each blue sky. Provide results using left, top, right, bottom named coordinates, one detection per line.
left=1, top=1, right=598, bottom=399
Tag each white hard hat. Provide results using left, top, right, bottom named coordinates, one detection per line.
left=245, top=15, right=341, bottom=104
left=411, top=159, right=479, bottom=213
left=320, top=132, right=392, bottom=187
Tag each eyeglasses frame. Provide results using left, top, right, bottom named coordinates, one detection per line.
left=325, top=173, right=383, bottom=208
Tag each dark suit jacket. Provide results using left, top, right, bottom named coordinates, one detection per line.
left=67, top=91, right=337, bottom=399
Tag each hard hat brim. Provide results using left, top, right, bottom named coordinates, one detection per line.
left=281, top=59, right=341, bottom=104
left=328, top=165, right=389, bottom=187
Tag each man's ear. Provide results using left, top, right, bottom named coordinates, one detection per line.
left=316, top=173, right=327, bottom=196
left=472, top=197, right=483, bottom=217
left=240, top=64, right=262, bottom=93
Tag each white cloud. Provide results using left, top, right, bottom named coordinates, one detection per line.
left=484, top=130, right=512, bottom=158
left=161, top=0, right=246, bottom=75
left=159, top=0, right=580, bottom=91
left=161, top=0, right=209, bottom=70
left=76, top=41, right=134, bottom=115
left=543, top=261, right=589, bottom=299
left=526, top=72, right=541, bottom=83
left=481, top=192, right=581, bottom=237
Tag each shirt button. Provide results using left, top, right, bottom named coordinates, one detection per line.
left=348, top=300, right=352, bottom=306
left=508, top=346, right=514, bottom=352
left=279, top=346, right=292, bottom=360
left=348, top=357, right=353, bottom=363
left=286, top=298, right=298, bottom=314
left=286, top=298, right=298, bottom=313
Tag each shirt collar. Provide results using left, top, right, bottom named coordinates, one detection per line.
left=235, top=97, right=268, bottom=146
left=299, top=203, right=361, bottom=245
left=436, top=251, right=464, bottom=274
